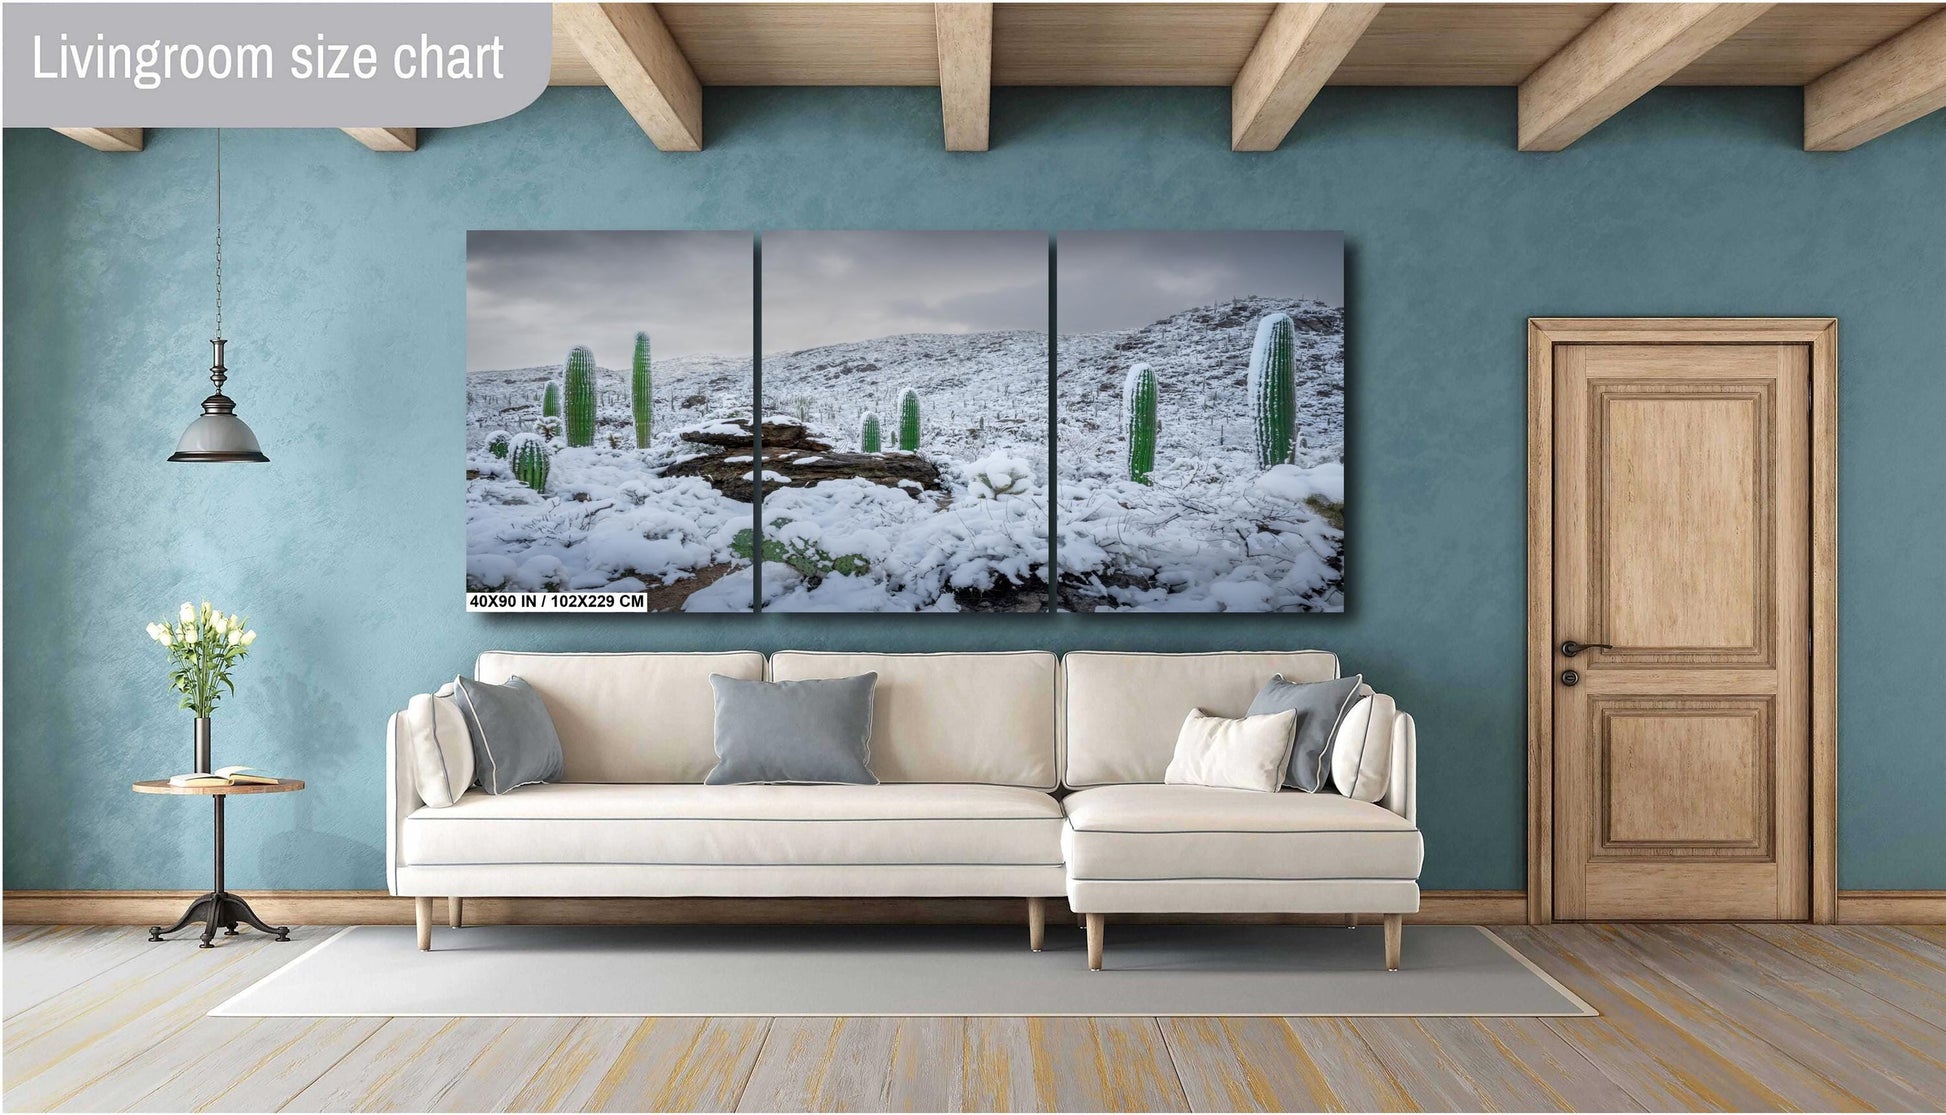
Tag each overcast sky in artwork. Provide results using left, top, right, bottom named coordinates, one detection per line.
left=466, top=231, right=751, bottom=371
left=1056, top=231, right=1343, bottom=334
left=762, top=231, right=1048, bottom=353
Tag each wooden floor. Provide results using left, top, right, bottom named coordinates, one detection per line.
left=4, top=922, right=1945, bottom=1112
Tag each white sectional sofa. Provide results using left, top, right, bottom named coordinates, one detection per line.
left=388, top=650, right=1419, bottom=969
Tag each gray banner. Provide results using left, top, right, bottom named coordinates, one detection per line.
left=5, top=3, right=552, bottom=127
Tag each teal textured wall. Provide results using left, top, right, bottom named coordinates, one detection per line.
left=5, top=87, right=1943, bottom=893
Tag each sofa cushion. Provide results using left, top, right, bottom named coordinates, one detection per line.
left=473, top=651, right=764, bottom=782
left=401, top=783, right=1064, bottom=868
left=452, top=676, right=566, bottom=794
left=1061, top=784, right=1422, bottom=882
left=1246, top=673, right=1364, bottom=791
left=770, top=651, right=1058, bottom=789
left=1163, top=709, right=1296, bottom=793
left=398, top=687, right=474, bottom=807
left=1063, top=651, right=1340, bottom=788
left=1330, top=693, right=1395, bottom=802
left=706, top=673, right=878, bottom=786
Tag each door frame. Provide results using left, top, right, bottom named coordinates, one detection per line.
left=1526, top=317, right=1838, bottom=925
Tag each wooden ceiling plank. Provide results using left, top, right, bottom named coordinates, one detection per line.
left=341, top=128, right=419, bottom=152
left=1517, top=3, right=1774, bottom=151
left=1804, top=8, right=1946, bottom=150
left=556, top=2, right=703, bottom=151
left=53, top=128, right=143, bottom=152
left=936, top=3, right=994, bottom=150
left=1232, top=3, right=1385, bottom=151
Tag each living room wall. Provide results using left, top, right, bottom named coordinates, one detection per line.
left=5, top=86, right=1942, bottom=894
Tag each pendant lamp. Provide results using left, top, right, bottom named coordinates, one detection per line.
left=170, top=130, right=267, bottom=463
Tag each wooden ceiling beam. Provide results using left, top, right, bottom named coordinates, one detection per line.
left=1804, top=8, right=1946, bottom=150
left=341, top=128, right=419, bottom=152
left=1517, top=3, right=1772, bottom=151
left=935, top=3, right=993, bottom=150
left=1232, top=4, right=1384, bottom=152
left=557, top=2, right=703, bottom=151
left=53, top=128, right=143, bottom=152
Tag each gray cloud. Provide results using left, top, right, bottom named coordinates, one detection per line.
left=762, top=231, right=1047, bottom=353
left=466, top=231, right=751, bottom=371
left=1056, top=231, right=1343, bottom=334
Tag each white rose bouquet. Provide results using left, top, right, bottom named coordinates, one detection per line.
left=146, top=601, right=257, bottom=717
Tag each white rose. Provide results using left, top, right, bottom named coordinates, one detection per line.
left=160, top=629, right=175, bottom=647
left=180, top=603, right=195, bottom=623
left=240, top=630, right=257, bottom=646
left=145, top=622, right=161, bottom=640
left=227, top=629, right=242, bottom=645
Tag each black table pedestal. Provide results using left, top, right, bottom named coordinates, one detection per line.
left=148, top=795, right=290, bottom=947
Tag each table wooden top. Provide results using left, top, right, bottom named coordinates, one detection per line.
left=131, top=778, right=305, bottom=796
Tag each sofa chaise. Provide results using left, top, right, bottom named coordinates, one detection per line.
left=388, top=650, right=1420, bottom=969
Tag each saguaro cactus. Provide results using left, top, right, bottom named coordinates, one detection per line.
left=1248, top=312, right=1297, bottom=469
left=860, top=411, right=882, bottom=453
left=541, top=382, right=560, bottom=418
left=486, top=430, right=511, bottom=459
left=631, top=331, right=653, bottom=448
left=509, top=432, right=550, bottom=492
left=1122, top=363, right=1159, bottom=484
left=897, top=387, right=921, bottom=451
left=563, top=345, right=596, bottom=448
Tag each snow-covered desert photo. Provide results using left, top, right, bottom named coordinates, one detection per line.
left=464, top=231, right=756, bottom=612
left=1056, top=231, right=1346, bottom=612
left=759, top=231, right=1049, bottom=611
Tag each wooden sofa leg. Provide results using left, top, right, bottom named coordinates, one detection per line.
left=1346, top=913, right=1358, bottom=929
left=448, top=897, right=464, bottom=929
left=1086, top=913, right=1105, bottom=971
left=1027, top=897, right=1045, bottom=952
left=416, top=897, right=433, bottom=951
left=1384, top=913, right=1402, bottom=971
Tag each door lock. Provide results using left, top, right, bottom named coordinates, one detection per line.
left=1560, top=669, right=1580, bottom=687
left=1560, top=640, right=1615, bottom=658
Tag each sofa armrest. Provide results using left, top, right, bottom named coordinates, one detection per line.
left=385, top=709, right=424, bottom=895
left=1381, top=710, right=1416, bottom=826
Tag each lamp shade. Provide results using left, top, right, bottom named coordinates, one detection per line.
left=169, top=409, right=267, bottom=463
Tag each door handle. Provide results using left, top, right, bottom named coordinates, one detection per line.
left=1560, top=640, right=1615, bottom=658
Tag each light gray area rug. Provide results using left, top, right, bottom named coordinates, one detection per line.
left=213, top=923, right=1593, bottom=1017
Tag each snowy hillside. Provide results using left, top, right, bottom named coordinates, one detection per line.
left=760, top=330, right=1050, bottom=612
left=1057, top=296, right=1346, bottom=612
left=463, top=354, right=756, bottom=612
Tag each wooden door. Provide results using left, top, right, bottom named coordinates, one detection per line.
left=1551, top=340, right=1811, bottom=920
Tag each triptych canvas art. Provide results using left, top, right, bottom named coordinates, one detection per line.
left=465, top=230, right=1345, bottom=615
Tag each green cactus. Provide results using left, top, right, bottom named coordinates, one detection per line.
left=897, top=387, right=921, bottom=451
left=563, top=345, right=596, bottom=448
left=859, top=411, right=882, bottom=453
left=486, top=430, right=511, bottom=459
left=1122, top=363, right=1158, bottom=484
left=1249, top=312, right=1298, bottom=470
left=631, top=331, right=653, bottom=448
left=541, top=382, right=560, bottom=418
left=509, top=433, right=550, bottom=492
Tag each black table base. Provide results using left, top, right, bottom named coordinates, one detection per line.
left=148, top=793, right=291, bottom=948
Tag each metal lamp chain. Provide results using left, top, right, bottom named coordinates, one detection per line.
left=211, top=129, right=226, bottom=395
left=214, top=129, right=223, bottom=344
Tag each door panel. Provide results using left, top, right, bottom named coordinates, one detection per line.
left=1553, top=342, right=1810, bottom=921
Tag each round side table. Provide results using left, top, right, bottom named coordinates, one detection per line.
left=132, top=778, right=305, bottom=948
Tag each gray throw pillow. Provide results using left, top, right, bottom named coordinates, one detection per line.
left=1247, top=673, right=1365, bottom=792
left=451, top=675, right=565, bottom=795
left=707, top=673, right=878, bottom=786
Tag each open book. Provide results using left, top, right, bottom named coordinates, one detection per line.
left=168, top=766, right=279, bottom=788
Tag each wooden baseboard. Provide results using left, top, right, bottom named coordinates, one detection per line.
left=1, top=889, right=1528, bottom=926
left=1834, top=890, right=1946, bottom=924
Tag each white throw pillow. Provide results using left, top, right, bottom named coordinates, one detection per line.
left=401, top=685, right=475, bottom=807
left=1329, top=693, right=1394, bottom=802
left=1164, top=708, right=1297, bottom=793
